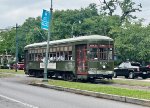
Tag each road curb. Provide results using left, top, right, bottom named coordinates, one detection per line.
left=31, top=83, right=150, bottom=107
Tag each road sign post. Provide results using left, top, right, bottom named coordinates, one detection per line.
left=41, top=0, right=53, bottom=82
left=15, top=24, right=19, bottom=72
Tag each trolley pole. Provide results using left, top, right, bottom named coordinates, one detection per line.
left=43, top=0, right=53, bottom=82
left=15, top=23, right=18, bottom=72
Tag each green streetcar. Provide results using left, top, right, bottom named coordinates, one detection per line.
left=24, top=35, right=114, bottom=81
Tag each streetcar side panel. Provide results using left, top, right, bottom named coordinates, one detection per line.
left=24, top=35, right=114, bottom=80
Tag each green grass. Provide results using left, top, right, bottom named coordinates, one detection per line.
left=0, top=69, right=25, bottom=74
left=48, top=80, right=150, bottom=100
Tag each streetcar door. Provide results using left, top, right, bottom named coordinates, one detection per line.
left=24, top=50, right=28, bottom=72
left=76, top=45, right=87, bottom=75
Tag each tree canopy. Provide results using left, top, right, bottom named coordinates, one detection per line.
left=0, top=0, right=149, bottom=63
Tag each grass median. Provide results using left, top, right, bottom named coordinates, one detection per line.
left=48, top=79, right=150, bottom=100
left=0, top=69, right=24, bottom=74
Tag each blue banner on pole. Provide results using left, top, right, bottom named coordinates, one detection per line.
left=41, top=9, right=51, bottom=30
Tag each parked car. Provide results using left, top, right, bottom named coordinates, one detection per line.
left=114, top=61, right=150, bottom=79
left=13, top=62, right=24, bottom=70
left=147, top=64, right=150, bottom=68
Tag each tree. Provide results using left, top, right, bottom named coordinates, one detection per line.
left=0, top=29, right=16, bottom=55
left=118, top=0, right=142, bottom=23
left=21, top=17, right=47, bottom=44
left=102, top=0, right=118, bottom=16
left=115, top=23, right=150, bottom=62
left=101, top=0, right=142, bottom=24
left=0, top=2, right=149, bottom=64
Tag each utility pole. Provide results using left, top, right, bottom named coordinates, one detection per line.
left=43, top=0, right=53, bottom=82
left=15, top=23, right=18, bottom=72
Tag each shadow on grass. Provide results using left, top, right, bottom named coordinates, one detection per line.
left=92, top=79, right=114, bottom=84
left=26, top=75, right=115, bottom=85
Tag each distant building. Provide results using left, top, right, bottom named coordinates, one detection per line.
left=0, top=55, right=13, bottom=65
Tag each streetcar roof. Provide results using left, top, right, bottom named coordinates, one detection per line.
left=24, top=35, right=113, bottom=48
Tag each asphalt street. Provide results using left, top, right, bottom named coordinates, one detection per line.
left=0, top=76, right=149, bottom=108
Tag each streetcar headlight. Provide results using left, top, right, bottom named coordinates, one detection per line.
left=102, top=65, right=106, bottom=69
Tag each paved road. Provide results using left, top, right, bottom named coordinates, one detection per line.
left=114, top=76, right=150, bottom=82
left=0, top=76, right=149, bottom=108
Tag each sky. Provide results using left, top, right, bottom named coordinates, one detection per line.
left=0, top=0, right=150, bottom=29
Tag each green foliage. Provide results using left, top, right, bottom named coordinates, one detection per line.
left=115, top=23, right=150, bottom=62
left=118, top=0, right=142, bottom=23
left=0, top=2, right=149, bottom=63
left=102, top=0, right=118, bottom=16
left=0, top=29, right=16, bottom=55
left=101, top=0, right=142, bottom=24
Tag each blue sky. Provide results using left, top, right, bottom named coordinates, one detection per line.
left=0, top=0, right=149, bottom=29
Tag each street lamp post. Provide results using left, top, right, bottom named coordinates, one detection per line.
left=71, top=21, right=81, bottom=38
left=43, top=0, right=53, bottom=82
left=15, top=23, right=19, bottom=72
left=5, top=49, right=8, bottom=63
left=71, top=22, right=75, bottom=38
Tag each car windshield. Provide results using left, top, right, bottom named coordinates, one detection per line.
left=18, top=62, right=24, bottom=64
left=119, top=63, right=124, bottom=68
left=124, top=62, right=131, bottom=68
left=131, top=63, right=141, bottom=67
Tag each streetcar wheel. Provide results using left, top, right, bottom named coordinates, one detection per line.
left=62, top=74, right=67, bottom=81
left=142, top=75, right=147, bottom=79
left=89, top=78, right=96, bottom=83
left=124, top=75, right=129, bottom=79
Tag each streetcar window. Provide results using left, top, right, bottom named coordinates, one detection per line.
left=28, top=46, right=72, bottom=62
left=99, top=48, right=113, bottom=60
left=36, top=54, right=42, bottom=61
left=64, top=51, right=72, bottom=61
left=50, top=46, right=72, bottom=61
left=89, top=44, right=113, bottom=60
left=31, top=54, right=34, bottom=61
left=65, top=52, right=68, bottom=60
left=56, top=52, right=60, bottom=61
left=108, top=48, right=113, bottom=60
left=53, top=53, right=56, bottom=61
left=99, top=48, right=107, bottom=60
left=68, top=51, right=72, bottom=60
left=34, top=53, right=37, bottom=61
left=29, top=54, right=32, bottom=61
left=60, top=52, right=65, bottom=61
left=49, top=53, right=55, bottom=61
left=43, top=53, right=46, bottom=58
left=89, top=48, right=98, bottom=60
